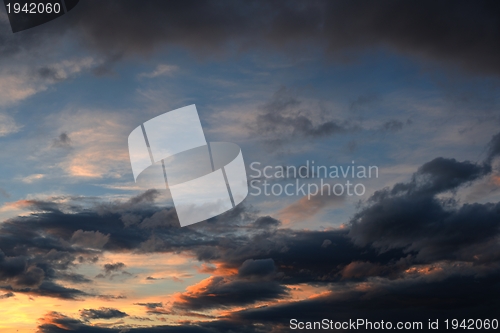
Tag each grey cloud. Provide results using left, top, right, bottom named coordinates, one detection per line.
left=38, top=311, right=261, bottom=332
left=349, top=94, right=379, bottom=111
left=0, top=137, right=498, bottom=326
left=71, top=230, right=110, bottom=249
left=103, top=262, right=126, bottom=274
left=2, top=1, right=500, bottom=79
left=252, top=216, right=281, bottom=229
left=348, top=135, right=500, bottom=262
left=238, top=258, right=276, bottom=278
left=38, top=67, right=64, bottom=82
left=80, top=307, right=128, bottom=320
left=0, top=291, right=14, bottom=299
left=380, top=120, right=404, bottom=132
left=52, top=133, right=72, bottom=149
left=173, top=276, right=289, bottom=312
left=486, top=131, right=500, bottom=163
left=134, top=302, right=163, bottom=310
left=232, top=270, right=500, bottom=328
left=321, top=239, right=332, bottom=248
left=26, top=281, right=86, bottom=299
left=41, top=0, right=500, bottom=76
left=388, top=157, right=491, bottom=198
left=97, top=189, right=160, bottom=216
left=140, top=209, right=179, bottom=229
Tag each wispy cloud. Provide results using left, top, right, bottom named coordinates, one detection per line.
left=0, top=113, right=22, bottom=137
left=20, top=174, right=45, bottom=183
left=138, top=64, right=178, bottom=79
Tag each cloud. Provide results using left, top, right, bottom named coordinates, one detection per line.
left=0, top=58, right=96, bottom=106
left=231, top=269, right=500, bottom=328
left=0, top=128, right=498, bottom=328
left=71, top=230, right=110, bottom=249
left=486, top=131, right=500, bottom=163
left=0, top=0, right=492, bottom=78
left=50, top=109, right=133, bottom=178
left=238, top=258, right=276, bottom=278
left=80, top=307, right=128, bottom=320
left=173, top=275, right=288, bottom=311
left=0, top=191, right=171, bottom=299
left=103, top=262, right=126, bottom=273
left=37, top=311, right=260, bottom=332
left=0, top=113, right=22, bottom=137
left=349, top=94, right=379, bottom=111
left=253, top=87, right=358, bottom=149
left=138, top=64, right=178, bottom=79
left=35, top=58, right=97, bottom=83
left=6, top=0, right=496, bottom=77
left=348, top=137, right=500, bottom=262
left=20, top=174, right=45, bottom=184
left=52, top=133, right=72, bottom=149
left=0, top=291, right=14, bottom=299
left=134, top=302, right=163, bottom=310
left=252, top=216, right=281, bottom=229
left=139, top=209, right=180, bottom=229
left=321, top=239, right=332, bottom=248
left=0, top=0, right=498, bottom=94
left=38, top=312, right=84, bottom=332
left=380, top=119, right=404, bottom=133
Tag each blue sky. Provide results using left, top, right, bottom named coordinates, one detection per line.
left=2, top=46, right=499, bottom=225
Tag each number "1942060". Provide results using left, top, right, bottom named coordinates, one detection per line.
left=6, top=2, right=61, bottom=14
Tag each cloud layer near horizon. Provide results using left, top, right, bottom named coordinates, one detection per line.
left=0, top=132, right=496, bottom=332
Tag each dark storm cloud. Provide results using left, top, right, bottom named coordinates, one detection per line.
left=0, top=191, right=403, bottom=305
left=0, top=190, right=174, bottom=299
left=190, top=226, right=410, bottom=286
left=231, top=270, right=500, bottom=329
left=0, top=250, right=26, bottom=281
left=37, top=268, right=500, bottom=331
left=348, top=136, right=500, bottom=262
left=170, top=259, right=283, bottom=312
left=238, top=258, right=276, bottom=278
left=80, top=307, right=128, bottom=320
left=6, top=0, right=495, bottom=76
left=252, top=216, right=281, bottom=229
left=173, top=277, right=288, bottom=312
left=0, top=158, right=496, bottom=304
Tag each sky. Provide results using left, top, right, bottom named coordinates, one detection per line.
left=0, top=1, right=500, bottom=332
